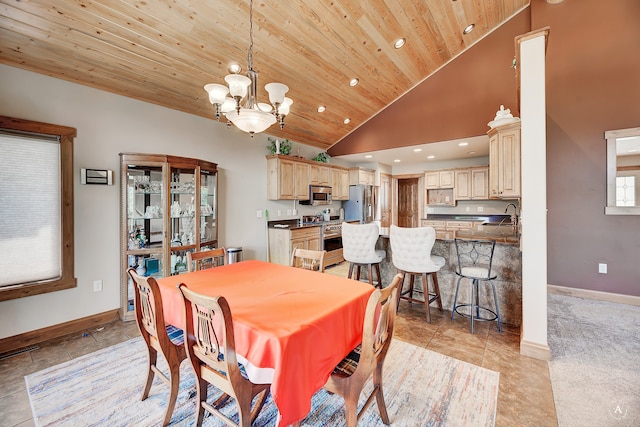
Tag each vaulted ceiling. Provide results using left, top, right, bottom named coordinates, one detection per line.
left=0, top=0, right=529, bottom=151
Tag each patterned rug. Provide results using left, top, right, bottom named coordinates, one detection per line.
left=548, top=293, right=640, bottom=426
left=26, top=337, right=499, bottom=427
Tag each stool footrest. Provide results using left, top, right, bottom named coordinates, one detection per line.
left=453, top=304, right=499, bottom=323
left=400, top=293, right=439, bottom=305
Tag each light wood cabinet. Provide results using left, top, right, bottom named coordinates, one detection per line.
left=267, top=155, right=310, bottom=201
left=421, top=219, right=481, bottom=240
left=455, top=167, right=489, bottom=200
left=268, top=155, right=350, bottom=201
left=310, top=163, right=330, bottom=186
left=119, top=153, right=218, bottom=321
left=425, top=169, right=455, bottom=189
left=349, top=167, right=375, bottom=186
left=294, top=161, right=310, bottom=200
left=268, top=226, right=321, bottom=266
left=330, top=167, right=349, bottom=200
left=488, top=122, right=521, bottom=199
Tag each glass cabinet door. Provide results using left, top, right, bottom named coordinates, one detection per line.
left=200, top=167, right=217, bottom=250
left=122, top=161, right=166, bottom=317
left=169, top=166, right=196, bottom=275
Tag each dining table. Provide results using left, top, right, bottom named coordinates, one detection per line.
left=156, top=259, right=375, bottom=427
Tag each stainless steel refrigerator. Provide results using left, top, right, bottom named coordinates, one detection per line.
left=343, top=185, right=377, bottom=223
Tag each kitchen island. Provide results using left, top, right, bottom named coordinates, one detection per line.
left=369, top=223, right=522, bottom=326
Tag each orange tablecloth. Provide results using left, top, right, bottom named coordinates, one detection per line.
left=156, top=260, right=374, bottom=426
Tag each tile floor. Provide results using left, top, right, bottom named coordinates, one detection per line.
left=1, top=262, right=557, bottom=426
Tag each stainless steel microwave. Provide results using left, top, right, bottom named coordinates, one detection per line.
left=300, top=185, right=332, bottom=205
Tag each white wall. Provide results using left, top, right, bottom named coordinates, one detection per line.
left=0, top=64, right=334, bottom=338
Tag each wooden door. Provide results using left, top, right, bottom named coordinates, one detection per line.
left=397, top=178, right=419, bottom=228
left=379, top=173, right=392, bottom=227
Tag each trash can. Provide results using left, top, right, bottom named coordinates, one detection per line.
left=227, top=247, right=243, bottom=264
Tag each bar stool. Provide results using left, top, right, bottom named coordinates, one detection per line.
left=451, top=238, right=502, bottom=334
left=342, top=222, right=385, bottom=288
left=389, top=225, right=444, bottom=323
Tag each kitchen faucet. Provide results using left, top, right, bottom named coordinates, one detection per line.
left=504, top=203, right=519, bottom=230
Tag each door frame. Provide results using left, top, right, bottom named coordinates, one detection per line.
left=392, top=173, right=424, bottom=227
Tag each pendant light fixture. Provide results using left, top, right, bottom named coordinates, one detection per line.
left=204, top=0, right=292, bottom=136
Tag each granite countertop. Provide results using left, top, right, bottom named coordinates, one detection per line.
left=423, top=214, right=513, bottom=224
left=454, top=227, right=519, bottom=244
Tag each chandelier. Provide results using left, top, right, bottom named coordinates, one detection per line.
left=204, top=0, right=292, bottom=136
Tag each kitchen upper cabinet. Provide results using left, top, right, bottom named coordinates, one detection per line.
left=294, top=161, right=310, bottom=200
left=268, top=155, right=350, bottom=201
left=330, top=167, right=349, bottom=200
left=489, top=122, right=521, bottom=199
left=349, top=167, right=375, bottom=186
left=310, top=163, right=330, bottom=186
left=425, top=169, right=455, bottom=189
left=267, top=156, right=295, bottom=200
left=455, top=167, right=489, bottom=200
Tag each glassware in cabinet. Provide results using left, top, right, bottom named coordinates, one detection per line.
left=200, top=168, right=217, bottom=248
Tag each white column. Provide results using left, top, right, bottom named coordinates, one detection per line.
left=518, top=28, right=551, bottom=360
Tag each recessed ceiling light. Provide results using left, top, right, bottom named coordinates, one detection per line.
left=349, top=78, right=359, bottom=87
left=413, top=148, right=422, bottom=152
left=463, top=24, right=475, bottom=35
left=468, top=151, right=476, bottom=155
left=365, top=154, right=373, bottom=158
left=394, top=38, right=406, bottom=49
left=458, top=142, right=469, bottom=147
left=629, top=149, right=639, bottom=153
left=228, top=63, right=241, bottom=74
left=394, top=159, right=401, bottom=163
left=344, top=118, right=351, bottom=124
left=317, top=105, right=326, bottom=113
left=427, top=155, right=435, bottom=159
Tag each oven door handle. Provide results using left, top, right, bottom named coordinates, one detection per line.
left=323, top=233, right=341, bottom=239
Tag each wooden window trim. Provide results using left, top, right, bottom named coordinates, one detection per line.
left=0, top=116, right=77, bottom=301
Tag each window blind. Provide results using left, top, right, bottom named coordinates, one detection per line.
left=0, top=133, right=61, bottom=287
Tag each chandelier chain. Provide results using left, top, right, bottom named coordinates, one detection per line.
left=247, top=0, right=254, bottom=72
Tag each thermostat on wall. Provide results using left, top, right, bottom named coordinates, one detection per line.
left=81, top=168, right=113, bottom=185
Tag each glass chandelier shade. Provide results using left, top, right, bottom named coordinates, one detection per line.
left=204, top=0, right=291, bottom=136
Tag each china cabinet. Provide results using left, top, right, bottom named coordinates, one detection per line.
left=119, top=153, right=218, bottom=320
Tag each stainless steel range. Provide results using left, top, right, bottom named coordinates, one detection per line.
left=322, top=220, right=344, bottom=267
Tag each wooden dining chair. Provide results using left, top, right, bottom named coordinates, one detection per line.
left=319, top=273, right=402, bottom=427
left=187, top=247, right=227, bottom=272
left=290, top=247, right=326, bottom=273
left=127, top=268, right=187, bottom=426
left=178, top=284, right=271, bottom=427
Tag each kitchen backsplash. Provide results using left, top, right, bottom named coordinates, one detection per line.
left=426, top=199, right=518, bottom=216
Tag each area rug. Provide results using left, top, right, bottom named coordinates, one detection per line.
left=548, top=293, right=640, bottom=427
left=26, top=337, right=499, bottom=427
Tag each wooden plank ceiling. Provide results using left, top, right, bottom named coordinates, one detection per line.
left=0, top=0, right=529, bottom=150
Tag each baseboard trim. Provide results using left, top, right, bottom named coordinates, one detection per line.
left=520, top=339, right=551, bottom=361
left=548, top=284, right=640, bottom=307
left=0, top=309, right=120, bottom=355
